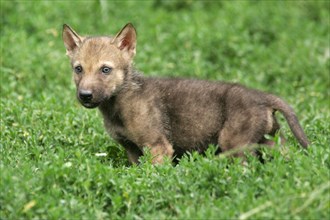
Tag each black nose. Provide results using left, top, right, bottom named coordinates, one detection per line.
left=79, top=90, right=93, bottom=102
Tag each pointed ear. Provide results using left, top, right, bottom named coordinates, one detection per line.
left=62, top=24, right=83, bottom=56
left=111, top=23, right=137, bottom=59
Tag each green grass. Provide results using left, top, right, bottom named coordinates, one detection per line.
left=1, top=0, right=329, bottom=219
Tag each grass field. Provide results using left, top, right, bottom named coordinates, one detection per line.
left=1, top=1, right=329, bottom=219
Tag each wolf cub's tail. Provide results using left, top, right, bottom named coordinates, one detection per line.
left=266, top=94, right=309, bottom=148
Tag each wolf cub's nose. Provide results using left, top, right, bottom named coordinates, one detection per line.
left=79, top=90, right=93, bottom=102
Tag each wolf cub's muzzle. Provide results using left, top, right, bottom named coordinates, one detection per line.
left=78, top=89, right=100, bottom=108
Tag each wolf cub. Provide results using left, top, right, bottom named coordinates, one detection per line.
left=62, top=23, right=309, bottom=164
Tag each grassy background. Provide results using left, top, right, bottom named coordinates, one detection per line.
left=1, top=0, right=329, bottom=219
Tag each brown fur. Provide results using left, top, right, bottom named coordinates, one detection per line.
left=62, top=23, right=309, bottom=164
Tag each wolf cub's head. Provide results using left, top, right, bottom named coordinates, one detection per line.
left=62, top=23, right=136, bottom=108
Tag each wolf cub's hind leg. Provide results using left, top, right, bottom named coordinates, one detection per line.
left=258, top=114, right=286, bottom=147
left=218, top=126, right=261, bottom=158
left=218, top=108, right=271, bottom=157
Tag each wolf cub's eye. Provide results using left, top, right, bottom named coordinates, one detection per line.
left=101, top=66, right=112, bottom=75
left=74, top=65, right=83, bottom=74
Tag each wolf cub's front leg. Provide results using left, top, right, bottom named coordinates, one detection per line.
left=118, top=136, right=174, bottom=164
left=118, top=137, right=174, bottom=164
left=128, top=132, right=174, bottom=164
left=116, top=139, right=143, bottom=164
left=145, top=137, right=174, bottom=164
left=124, top=106, right=174, bottom=164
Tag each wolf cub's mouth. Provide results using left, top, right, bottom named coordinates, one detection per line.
left=80, top=101, right=100, bottom=109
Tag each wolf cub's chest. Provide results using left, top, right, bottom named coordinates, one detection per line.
left=98, top=99, right=127, bottom=141
left=102, top=111, right=127, bottom=141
